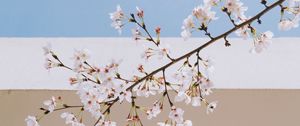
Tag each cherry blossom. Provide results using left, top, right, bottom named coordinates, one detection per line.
left=131, top=27, right=142, bottom=41
left=206, top=101, right=218, bottom=114
left=235, top=18, right=251, bottom=39
left=278, top=19, right=298, bottom=31
left=43, top=96, right=57, bottom=113
left=191, top=97, right=202, bottom=107
left=61, top=112, right=85, bottom=126
left=251, top=31, right=274, bottom=53
left=168, top=106, right=185, bottom=124
left=28, top=1, right=295, bottom=125
left=174, top=91, right=191, bottom=104
left=25, top=116, right=40, bottom=126
left=192, top=5, right=217, bottom=24
left=44, top=58, right=60, bottom=70
left=109, top=5, right=125, bottom=34
left=198, top=77, right=214, bottom=96
left=157, top=122, right=171, bottom=126
left=224, top=0, right=248, bottom=19
left=96, top=121, right=117, bottom=126
left=181, top=15, right=194, bottom=40
left=119, top=91, right=132, bottom=103
left=141, top=45, right=171, bottom=60
left=76, top=84, right=104, bottom=118
left=146, top=101, right=162, bottom=119
left=204, top=0, right=219, bottom=6
left=178, top=120, right=193, bottom=126
left=73, top=49, right=90, bottom=63
left=136, top=6, right=144, bottom=18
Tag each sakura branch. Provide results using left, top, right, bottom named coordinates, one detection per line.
left=26, top=0, right=300, bottom=126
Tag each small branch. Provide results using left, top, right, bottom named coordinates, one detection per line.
left=42, top=105, right=83, bottom=115
left=162, top=69, right=173, bottom=107
left=224, top=36, right=231, bottom=47
left=93, top=98, right=119, bottom=126
left=61, top=65, right=101, bottom=84
left=126, top=0, right=285, bottom=91
left=222, top=8, right=237, bottom=26
left=130, top=14, right=175, bottom=61
left=199, top=24, right=214, bottom=39
left=130, top=14, right=158, bottom=46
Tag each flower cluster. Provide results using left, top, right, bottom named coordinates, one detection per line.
left=27, top=0, right=295, bottom=126
left=181, top=0, right=218, bottom=40
left=61, top=112, right=85, bottom=126
left=223, top=0, right=248, bottom=20
left=251, top=31, right=274, bottom=53
left=110, top=5, right=125, bottom=34
left=278, top=0, right=300, bottom=31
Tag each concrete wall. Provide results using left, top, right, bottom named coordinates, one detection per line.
left=1, top=89, right=299, bottom=126
left=1, top=38, right=300, bottom=89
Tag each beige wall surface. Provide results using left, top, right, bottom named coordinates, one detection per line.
left=1, top=89, right=299, bottom=126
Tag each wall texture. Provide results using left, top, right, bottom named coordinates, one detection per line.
left=1, top=89, right=299, bottom=126
left=1, top=38, right=300, bottom=89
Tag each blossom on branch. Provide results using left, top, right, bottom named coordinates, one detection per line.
left=251, top=31, right=274, bottom=53
left=224, top=0, right=248, bottom=19
left=28, top=1, right=296, bottom=125
left=43, top=96, right=57, bottom=113
left=25, top=116, right=40, bottom=126
left=110, top=5, right=125, bottom=34
left=61, top=112, right=85, bottom=126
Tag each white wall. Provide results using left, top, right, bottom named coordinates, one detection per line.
left=0, top=38, right=299, bottom=89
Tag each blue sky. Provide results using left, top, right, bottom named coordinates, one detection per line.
left=0, top=0, right=299, bottom=37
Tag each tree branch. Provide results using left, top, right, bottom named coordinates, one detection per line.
left=126, top=0, right=285, bottom=91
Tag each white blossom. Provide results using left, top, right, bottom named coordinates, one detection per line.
left=96, top=121, right=117, bottom=126
left=136, top=6, right=144, bottom=18
left=181, top=29, right=192, bottom=41
left=109, top=5, right=125, bottom=34
left=119, top=91, right=132, bottom=103
left=146, top=101, right=162, bottom=119
left=192, top=5, right=217, bottom=24
left=199, top=77, right=213, bottom=96
left=191, top=97, right=201, bottom=107
left=157, top=122, right=171, bottom=126
left=173, top=65, right=195, bottom=91
left=181, top=15, right=194, bottom=40
left=224, top=0, right=248, bottom=19
left=76, top=84, right=104, bottom=119
left=183, top=120, right=193, bottom=126
left=61, top=112, right=85, bottom=126
left=177, top=120, right=193, bottom=126
left=44, top=58, right=60, bottom=70
left=73, top=49, right=90, bottom=62
left=202, top=57, right=215, bottom=75
left=278, top=19, right=298, bottom=31
left=141, top=45, right=171, bottom=60
left=235, top=18, right=251, bottom=39
left=169, top=106, right=184, bottom=124
left=206, top=101, right=218, bottom=114
left=25, top=116, right=40, bottom=126
left=288, top=0, right=300, bottom=8
left=251, top=31, right=274, bottom=53
left=69, top=75, right=85, bottom=85
left=235, top=26, right=249, bottom=39
left=131, top=27, right=142, bottom=41
left=174, top=91, right=191, bottom=104
left=43, top=96, right=56, bottom=113
left=204, top=0, right=219, bottom=6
